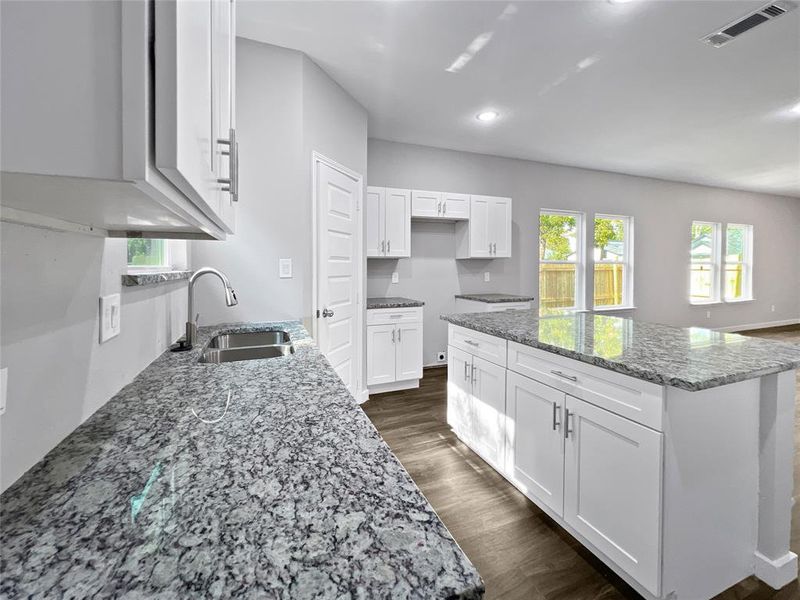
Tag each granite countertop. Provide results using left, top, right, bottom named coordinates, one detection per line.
left=455, top=293, right=535, bottom=304
left=367, top=297, right=425, bottom=309
left=441, top=310, right=800, bottom=391
left=0, top=322, right=482, bottom=599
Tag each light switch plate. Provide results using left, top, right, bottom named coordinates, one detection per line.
left=484, top=272, right=491, bottom=282
left=279, top=258, right=293, bottom=279
left=0, top=367, right=7, bottom=416
left=100, top=293, right=121, bottom=342
left=391, top=272, right=399, bottom=284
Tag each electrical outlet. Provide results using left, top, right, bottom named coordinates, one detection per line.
left=484, top=272, right=490, bottom=282
left=391, top=272, right=399, bottom=284
left=279, top=258, right=293, bottom=279
left=99, top=294, right=121, bottom=343
left=0, top=367, right=7, bottom=416
left=771, top=304, right=776, bottom=312
left=437, top=351, right=447, bottom=362
left=706, top=310, right=711, bottom=319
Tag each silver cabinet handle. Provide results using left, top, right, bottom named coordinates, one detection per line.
left=381, top=240, right=385, bottom=254
left=443, top=201, right=447, bottom=215
left=488, top=242, right=492, bottom=254
left=464, top=361, right=469, bottom=381
left=437, top=201, right=441, bottom=215
left=551, top=370, right=577, bottom=382
left=471, top=363, right=477, bottom=384
left=322, top=308, right=334, bottom=318
left=464, top=340, right=479, bottom=347
left=565, top=408, right=573, bottom=439
left=397, top=328, right=401, bottom=342
left=387, top=240, right=391, bottom=253
left=552, top=402, right=561, bottom=431
left=391, top=329, right=395, bottom=343
left=217, top=128, right=238, bottom=202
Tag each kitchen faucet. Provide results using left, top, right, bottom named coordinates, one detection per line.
left=173, top=267, right=238, bottom=351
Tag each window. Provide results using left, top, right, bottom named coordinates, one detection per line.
left=724, top=224, right=753, bottom=301
left=127, top=239, right=169, bottom=269
left=689, top=221, right=721, bottom=303
left=539, top=210, right=584, bottom=311
left=593, top=215, right=633, bottom=309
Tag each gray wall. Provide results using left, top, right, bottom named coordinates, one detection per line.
left=367, top=139, right=800, bottom=366
left=0, top=225, right=187, bottom=492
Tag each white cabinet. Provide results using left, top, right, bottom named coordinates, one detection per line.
left=0, top=0, right=237, bottom=239
left=367, top=307, right=423, bottom=392
left=564, top=395, right=662, bottom=596
left=506, top=371, right=565, bottom=516
left=446, top=342, right=507, bottom=472
left=411, top=190, right=470, bottom=220
left=366, top=187, right=411, bottom=258
left=455, top=195, right=512, bottom=258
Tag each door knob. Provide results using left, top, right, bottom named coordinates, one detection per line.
left=322, top=308, right=335, bottom=318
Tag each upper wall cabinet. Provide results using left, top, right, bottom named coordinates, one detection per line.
left=366, top=187, right=411, bottom=258
left=0, top=0, right=238, bottom=239
left=411, top=190, right=470, bottom=220
left=456, top=195, right=512, bottom=258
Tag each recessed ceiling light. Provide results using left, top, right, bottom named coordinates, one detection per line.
left=608, top=0, right=635, bottom=4
left=476, top=110, right=500, bottom=122
left=791, top=102, right=800, bottom=115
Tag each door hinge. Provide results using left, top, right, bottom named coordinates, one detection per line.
left=316, top=309, right=320, bottom=318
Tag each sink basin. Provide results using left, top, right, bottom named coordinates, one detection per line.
left=200, top=330, right=295, bottom=363
left=200, top=344, right=295, bottom=364
left=207, top=331, right=290, bottom=349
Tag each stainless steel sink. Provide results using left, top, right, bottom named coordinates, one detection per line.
left=207, top=331, right=290, bottom=349
left=200, top=330, right=294, bottom=364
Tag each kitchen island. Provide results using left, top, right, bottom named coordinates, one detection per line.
left=0, top=322, right=483, bottom=599
left=441, top=309, right=800, bottom=600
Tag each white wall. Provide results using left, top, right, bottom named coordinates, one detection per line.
left=367, top=139, right=800, bottom=366
left=0, top=224, right=187, bottom=492
left=191, top=40, right=368, bottom=330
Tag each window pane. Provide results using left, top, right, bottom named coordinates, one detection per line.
left=127, top=239, right=166, bottom=266
left=539, top=263, right=576, bottom=309
left=539, top=213, right=577, bottom=261
left=594, top=263, right=624, bottom=306
left=593, top=217, right=625, bottom=262
left=690, top=223, right=713, bottom=262
left=690, top=264, right=714, bottom=300
left=725, top=224, right=745, bottom=263
left=724, top=264, right=743, bottom=300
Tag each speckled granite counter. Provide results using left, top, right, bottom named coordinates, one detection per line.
left=454, top=293, right=535, bottom=303
left=367, top=297, right=425, bottom=309
left=0, top=322, right=482, bottom=599
left=442, top=310, right=800, bottom=391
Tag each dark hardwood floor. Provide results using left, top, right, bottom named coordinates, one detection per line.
left=361, top=326, right=800, bottom=600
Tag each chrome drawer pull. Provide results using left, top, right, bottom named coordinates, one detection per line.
left=464, top=340, right=479, bottom=347
left=464, top=361, right=469, bottom=381
left=551, top=370, right=577, bottom=382
left=564, top=408, right=573, bottom=439
left=552, top=402, right=561, bottom=431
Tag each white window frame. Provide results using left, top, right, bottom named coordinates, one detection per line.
left=724, top=223, right=753, bottom=302
left=126, top=239, right=187, bottom=273
left=592, top=214, right=634, bottom=310
left=539, top=209, right=586, bottom=311
left=689, top=221, right=722, bottom=305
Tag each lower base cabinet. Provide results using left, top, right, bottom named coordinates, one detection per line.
left=367, top=307, right=423, bottom=393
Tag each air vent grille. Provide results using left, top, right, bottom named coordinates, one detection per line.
left=701, top=0, right=797, bottom=48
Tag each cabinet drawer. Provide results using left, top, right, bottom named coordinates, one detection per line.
left=486, top=302, right=531, bottom=312
left=367, top=307, right=422, bottom=325
left=448, top=325, right=507, bottom=367
left=507, top=341, right=664, bottom=431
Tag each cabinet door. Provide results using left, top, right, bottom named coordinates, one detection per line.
left=367, top=325, right=396, bottom=385
left=470, top=356, right=507, bottom=471
left=213, top=0, right=235, bottom=231
left=155, top=0, right=221, bottom=222
left=411, top=190, right=442, bottom=218
left=385, top=188, right=411, bottom=257
left=366, top=187, right=385, bottom=257
left=564, top=396, right=662, bottom=596
left=468, top=195, right=492, bottom=258
left=442, top=192, right=470, bottom=220
left=489, top=196, right=512, bottom=257
left=447, top=346, right=473, bottom=442
left=395, top=322, right=423, bottom=381
left=506, top=372, right=565, bottom=516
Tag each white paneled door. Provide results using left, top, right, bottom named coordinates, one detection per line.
left=315, top=156, right=363, bottom=397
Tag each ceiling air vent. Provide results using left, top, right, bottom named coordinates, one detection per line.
left=701, top=0, right=797, bottom=47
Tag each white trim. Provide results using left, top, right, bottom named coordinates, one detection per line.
left=0, top=206, right=108, bottom=237
left=689, top=220, right=722, bottom=304
left=367, top=379, right=420, bottom=395
left=311, top=151, right=364, bottom=399
left=716, top=318, right=800, bottom=333
left=754, top=550, right=798, bottom=590
left=723, top=223, right=754, bottom=302
left=592, top=213, right=634, bottom=310
left=539, top=208, right=586, bottom=311
left=592, top=305, right=637, bottom=312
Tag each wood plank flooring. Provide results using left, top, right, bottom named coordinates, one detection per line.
left=361, top=326, right=800, bottom=600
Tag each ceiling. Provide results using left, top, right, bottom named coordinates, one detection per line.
left=238, top=1, right=800, bottom=198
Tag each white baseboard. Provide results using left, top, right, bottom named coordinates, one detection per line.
left=367, top=379, right=420, bottom=396
left=754, top=550, right=798, bottom=589
left=716, top=318, right=800, bottom=333
left=357, top=388, right=369, bottom=404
